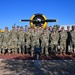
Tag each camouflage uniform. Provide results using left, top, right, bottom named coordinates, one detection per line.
left=9, top=26, right=18, bottom=54
left=16, top=26, right=20, bottom=31
left=66, top=26, right=71, bottom=52
left=37, top=27, right=44, bottom=34
left=30, top=28, right=34, bottom=35
left=31, top=28, right=40, bottom=57
left=0, top=32, right=3, bottom=54
left=2, top=27, right=11, bottom=54
left=57, top=25, right=61, bottom=33
left=46, top=27, right=51, bottom=35
left=25, top=28, right=31, bottom=54
left=59, top=27, right=67, bottom=54
left=49, top=26, right=53, bottom=32
left=40, top=30, right=49, bottom=56
left=18, top=26, right=25, bottom=54
left=70, top=25, right=75, bottom=52
left=50, top=27, right=59, bottom=53
left=25, top=25, right=28, bottom=32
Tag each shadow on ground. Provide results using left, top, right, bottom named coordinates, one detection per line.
left=0, top=59, right=75, bottom=75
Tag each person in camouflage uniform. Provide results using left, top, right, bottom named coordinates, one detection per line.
left=59, top=27, right=67, bottom=55
left=2, top=27, right=11, bottom=55
left=50, top=27, right=59, bottom=53
left=66, top=26, right=71, bottom=53
left=46, top=27, right=51, bottom=35
left=37, top=27, right=41, bottom=36
left=49, top=26, right=53, bottom=32
left=9, top=25, right=18, bottom=54
left=16, top=26, right=20, bottom=31
left=57, top=25, right=61, bottom=33
left=25, top=25, right=28, bottom=32
left=0, top=31, right=3, bottom=54
left=70, top=25, right=75, bottom=52
left=30, top=28, right=34, bottom=35
left=18, top=26, right=25, bottom=54
left=40, top=24, right=44, bottom=35
left=25, top=28, right=31, bottom=54
left=31, top=28, right=40, bottom=57
left=40, top=30, right=49, bottom=57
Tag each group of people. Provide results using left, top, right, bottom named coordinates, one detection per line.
left=0, top=25, right=75, bottom=57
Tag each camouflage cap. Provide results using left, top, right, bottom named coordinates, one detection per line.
left=57, top=25, right=60, bottom=28
left=67, top=26, right=70, bottom=28
left=53, top=27, right=56, bottom=29
left=61, top=26, right=64, bottom=29
left=72, top=25, right=75, bottom=28
left=25, top=25, right=28, bottom=27
left=20, top=26, right=23, bottom=28
left=17, top=26, right=19, bottom=28
left=5, top=26, right=8, bottom=29
left=12, top=25, right=15, bottom=28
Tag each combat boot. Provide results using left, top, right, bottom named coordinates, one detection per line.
left=12, top=48, right=15, bottom=54
left=74, top=48, right=75, bottom=53
left=14, top=48, right=18, bottom=54
left=18, top=47, right=21, bottom=54
left=22, top=45, right=25, bottom=55
left=2, top=49, right=5, bottom=55
left=0, top=49, right=1, bottom=55
left=2, top=52, right=5, bottom=55
left=45, top=49, right=49, bottom=57
left=31, top=51, right=34, bottom=57
left=8, top=48, right=11, bottom=55
left=63, top=52, right=66, bottom=56
left=26, top=48, right=29, bottom=54
left=41, top=47, right=44, bottom=56
left=23, top=52, right=25, bottom=55
left=0, top=52, right=1, bottom=55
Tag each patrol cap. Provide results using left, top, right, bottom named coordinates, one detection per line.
left=53, top=26, right=56, bottom=29
left=28, top=27, right=31, bottom=29
left=72, top=25, right=75, bottom=28
left=61, top=26, right=64, bottom=29
left=12, top=25, right=15, bottom=28
left=5, top=26, right=8, bottom=29
left=25, top=25, right=28, bottom=27
left=67, top=26, right=70, bottom=28
left=57, top=25, right=60, bottom=28
left=20, top=26, right=23, bottom=28
left=17, top=26, right=19, bottom=28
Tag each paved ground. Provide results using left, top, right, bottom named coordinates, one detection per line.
left=0, top=59, right=75, bottom=75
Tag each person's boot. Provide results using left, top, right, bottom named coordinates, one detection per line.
left=2, top=48, right=5, bottom=55
left=31, top=51, right=34, bottom=57
left=0, top=51, right=1, bottom=55
left=8, top=49, right=11, bottom=55
left=15, top=48, right=18, bottom=54
left=0, top=49, right=1, bottom=55
left=19, top=48, right=21, bottom=54
left=63, top=52, right=66, bottom=56
left=74, top=48, right=75, bottom=53
left=45, top=49, right=49, bottom=57
left=60, top=52, right=63, bottom=56
left=12, top=48, right=15, bottom=54
left=26, top=48, right=29, bottom=54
